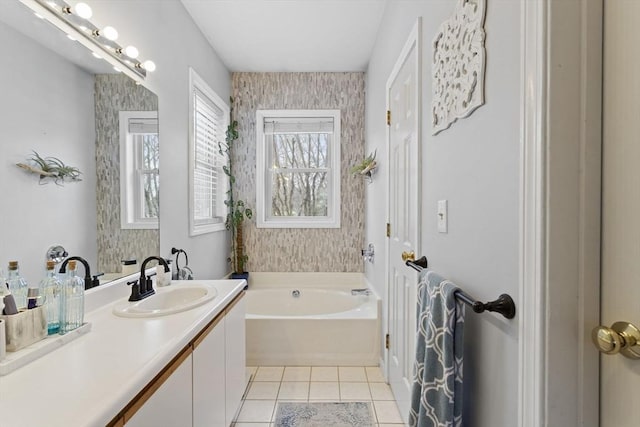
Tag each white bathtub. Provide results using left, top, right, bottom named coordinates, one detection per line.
left=246, top=273, right=380, bottom=366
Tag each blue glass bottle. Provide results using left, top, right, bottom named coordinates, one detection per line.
left=41, top=260, right=62, bottom=335
left=60, top=260, right=84, bottom=334
left=6, top=261, right=28, bottom=310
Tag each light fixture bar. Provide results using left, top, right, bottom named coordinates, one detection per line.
left=19, top=0, right=153, bottom=83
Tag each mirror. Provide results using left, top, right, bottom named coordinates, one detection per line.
left=0, top=2, right=159, bottom=285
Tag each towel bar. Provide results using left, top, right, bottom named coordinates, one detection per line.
left=405, top=257, right=516, bottom=320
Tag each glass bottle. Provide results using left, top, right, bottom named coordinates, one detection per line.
left=6, top=261, right=28, bottom=310
left=41, top=260, right=62, bottom=335
left=60, top=260, right=84, bottom=334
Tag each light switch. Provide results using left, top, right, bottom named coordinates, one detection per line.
left=437, top=200, right=448, bottom=233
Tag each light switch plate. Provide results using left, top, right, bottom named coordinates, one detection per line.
left=437, top=200, right=448, bottom=233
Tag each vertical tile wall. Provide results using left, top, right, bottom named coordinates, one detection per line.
left=94, top=74, right=159, bottom=274
left=232, top=73, right=366, bottom=272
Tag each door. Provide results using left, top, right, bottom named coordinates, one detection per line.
left=386, top=20, right=421, bottom=422
left=596, top=2, right=640, bottom=425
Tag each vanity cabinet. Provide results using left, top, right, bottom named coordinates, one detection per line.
left=193, top=311, right=227, bottom=426
left=125, top=348, right=193, bottom=427
left=112, top=292, right=246, bottom=427
left=225, top=296, right=246, bottom=426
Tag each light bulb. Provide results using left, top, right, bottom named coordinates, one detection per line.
left=124, top=46, right=139, bottom=59
left=73, top=2, right=92, bottom=19
left=142, top=60, right=156, bottom=72
left=101, top=26, right=118, bottom=41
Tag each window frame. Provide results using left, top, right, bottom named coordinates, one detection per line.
left=119, top=110, right=159, bottom=230
left=188, top=68, right=229, bottom=236
left=256, top=109, right=341, bottom=228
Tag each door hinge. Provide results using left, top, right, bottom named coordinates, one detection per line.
left=385, top=333, right=390, bottom=350
left=386, top=110, right=391, bottom=126
left=386, top=223, right=391, bottom=238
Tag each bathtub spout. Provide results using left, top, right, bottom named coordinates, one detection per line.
left=351, top=288, right=371, bottom=296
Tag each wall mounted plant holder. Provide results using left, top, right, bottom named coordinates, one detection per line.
left=16, top=151, right=82, bottom=185
left=350, top=150, right=378, bottom=183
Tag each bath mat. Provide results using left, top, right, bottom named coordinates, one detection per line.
left=274, top=402, right=374, bottom=427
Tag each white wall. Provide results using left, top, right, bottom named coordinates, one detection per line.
left=366, top=1, right=521, bottom=425
left=0, top=22, right=97, bottom=285
left=88, top=0, right=232, bottom=279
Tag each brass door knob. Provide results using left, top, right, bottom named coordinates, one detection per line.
left=401, top=251, right=415, bottom=262
left=591, top=321, right=640, bottom=360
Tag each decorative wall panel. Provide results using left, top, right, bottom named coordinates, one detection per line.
left=232, top=73, right=365, bottom=272
left=95, top=74, right=159, bottom=274
left=432, top=0, right=487, bottom=134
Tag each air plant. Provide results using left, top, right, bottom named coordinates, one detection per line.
left=16, top=150, right=82, bottom=185
left=350, top=150, right=378, bottom=177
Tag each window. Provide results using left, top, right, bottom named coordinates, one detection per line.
left=256, top=109, right=341, bottom=228
left=119, top=111, right=159, bottom=229
left=188, top=68, right=229, bottom=235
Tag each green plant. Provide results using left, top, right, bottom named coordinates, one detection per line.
left=350, top=150, right=377, bottom=176
left=218, top=97, right=252, bottom=274
left=16, top=150, right=82, bottom=184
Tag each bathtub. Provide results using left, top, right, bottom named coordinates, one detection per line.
left=246, top=273, right=380, bottom=366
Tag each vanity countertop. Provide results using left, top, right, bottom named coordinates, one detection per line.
left=0, top=279, right=246, bottom=427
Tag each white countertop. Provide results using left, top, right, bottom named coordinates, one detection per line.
left=0, top=279, right=246, bottom=427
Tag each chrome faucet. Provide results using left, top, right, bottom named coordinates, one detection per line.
left=129, top=256, right=169, bottom=302
left=59, top=256, right=99, bottom=290
left=361, top=243, right=375, bottom=263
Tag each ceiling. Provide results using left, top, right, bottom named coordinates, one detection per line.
left=180, top=0, right=387, bottom=72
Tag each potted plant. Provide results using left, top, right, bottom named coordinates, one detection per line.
left=218, top=98, right=252, bottom=279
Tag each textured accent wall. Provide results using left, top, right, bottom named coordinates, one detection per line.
left=95, top=74, right=159, bottom=274
left=232, top=73, right=365, bottom=272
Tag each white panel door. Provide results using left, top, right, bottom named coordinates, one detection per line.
left=386, top=20, right=421, bottom=423
left=598, top=2, right=640, bottom=425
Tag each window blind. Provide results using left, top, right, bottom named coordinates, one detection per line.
left=263, top=117, right=334, bottom=134
left=128, top=118, right=158, bottom=134
left=193, top=87, right=224, bottom=224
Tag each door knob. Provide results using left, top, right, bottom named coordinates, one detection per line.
left=591, top=321, right=640, bottom=359
left=401, top=251, right=415, bottom=262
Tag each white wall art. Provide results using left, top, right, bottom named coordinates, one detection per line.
left=431, top=0, right=487, bottom=135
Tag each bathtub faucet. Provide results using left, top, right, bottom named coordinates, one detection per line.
left=351, top=288, right=371, bottom=296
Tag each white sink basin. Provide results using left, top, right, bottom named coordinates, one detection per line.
left=112, top=284, right=217, bottom=318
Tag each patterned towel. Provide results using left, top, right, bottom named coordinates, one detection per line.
left=409, top=270, right=465, bottom=427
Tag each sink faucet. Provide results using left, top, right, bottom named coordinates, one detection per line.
left=59, top=256, right=99, bottom=290
left=129, top=256, right=169, bottom=302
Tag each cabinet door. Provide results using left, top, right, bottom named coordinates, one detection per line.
left=125, top=351, right=193, bottom=427
left=225, top=296, right=246, bottom=426
left=193, top=315, right=227, bottom=427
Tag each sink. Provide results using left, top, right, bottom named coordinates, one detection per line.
left=112, top=284, right=217, bottom=318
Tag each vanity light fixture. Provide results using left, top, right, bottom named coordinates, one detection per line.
left=19, top=0, right=155, bottom=83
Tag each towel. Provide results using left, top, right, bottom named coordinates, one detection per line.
left=409, top=270, right=465, bottom=427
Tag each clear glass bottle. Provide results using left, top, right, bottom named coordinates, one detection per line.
left=41, top=260, right=62, bottom=335
left=59, top=260, right=84, bottom=334
left=6, top=261, right=28, bottom=310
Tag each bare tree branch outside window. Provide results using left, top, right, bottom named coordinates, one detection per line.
left=270, top=132, right=329, bottom=217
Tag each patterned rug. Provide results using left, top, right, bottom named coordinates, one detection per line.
left=274, top=402, right=375, bottom=427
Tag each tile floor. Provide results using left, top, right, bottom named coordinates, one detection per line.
left=233, top=366, right=406, bottom=427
